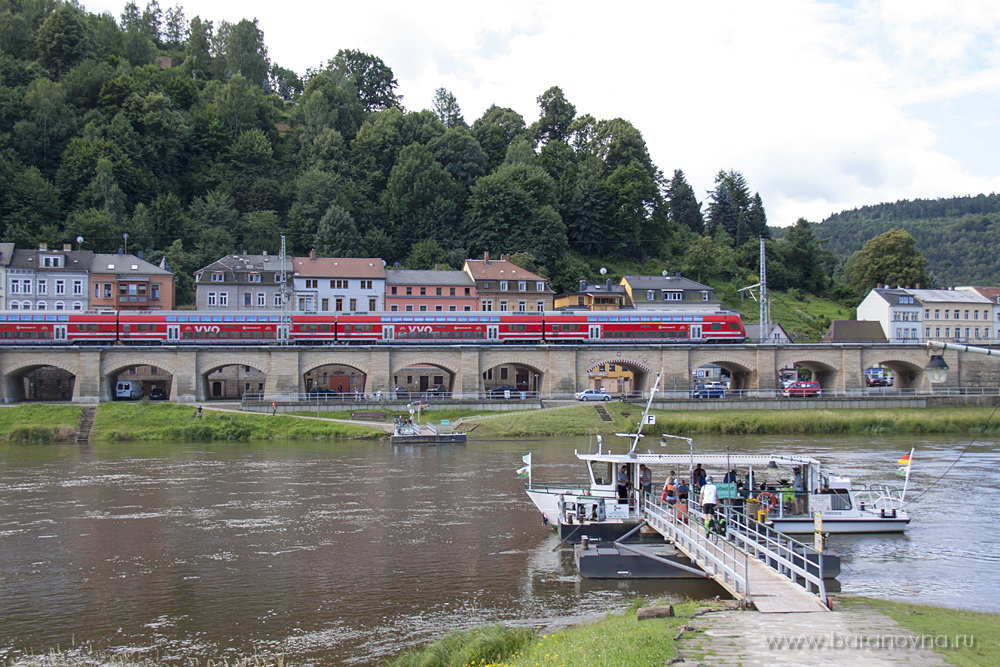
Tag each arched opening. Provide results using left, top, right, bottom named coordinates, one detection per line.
left=865, top=360, right=923, bottom=390
left=203, top=364, right=267, bottom=401
left=391, top=363, right=454, bottom=399
left=584, top=360, right=651, bottom=398
left=784, top=360, right=838, bottom=390
left=305, top=363, right=368, bottom=398
left=108, top=364, right=174, bottom=401
left=11, top=365, right=76, bottom=402
left=482, top=362, right=543, bottom=398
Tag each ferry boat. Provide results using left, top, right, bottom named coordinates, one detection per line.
left=525, top=446, right=911, bottom=537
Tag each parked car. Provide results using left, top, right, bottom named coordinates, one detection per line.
left=147, top=387, right=167, bottom=400
left=488, top=384, right=519, bottom=398
left=426, top=384, right=450, bottom=397
left=691, top=383, right=727, bottom=399
left=308, top=386, right=337, bottom=397
left=782, top=381, right=821, bottom=397
left=394, top=386, right=409, bottom=399
left=575, top=389, right=612, bottom=402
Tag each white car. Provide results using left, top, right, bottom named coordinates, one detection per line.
left=575, top=389, right=612, bottom=402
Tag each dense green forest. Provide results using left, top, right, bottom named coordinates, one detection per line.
left=0, top=0, right=851, bottom=308
left=810, top=194, right=1000, bottom=287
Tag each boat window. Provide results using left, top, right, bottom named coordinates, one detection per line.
left=590, top=460, right=615, bottom=486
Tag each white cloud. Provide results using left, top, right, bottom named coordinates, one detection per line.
left=82, top=0, right=1000, bottom=225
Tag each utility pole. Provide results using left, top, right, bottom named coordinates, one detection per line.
left=759, top=237, right=770, bottom=343
left=279, top=234, right=290, bottom=344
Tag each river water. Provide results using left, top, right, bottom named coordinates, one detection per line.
left=0, top=433, right=996, bottom=665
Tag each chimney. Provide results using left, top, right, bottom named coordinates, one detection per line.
left=262, top=250, right=268, bottom=257
left=500, top=254, right=510, bottom=262
left=62, top=243, right=71, bottom=251
left=606, top=279, right=612, bottom=290
left=915, top=283, right=921, bottom=289
left=137, top=250, right=144, bottom=260
left=579, top=279, right=586, bottom=291
left=39, top=242, right=47, bottom=251
left=877, top=283, right=883, bottom=288
left=309, top=249, right=316, bottom=260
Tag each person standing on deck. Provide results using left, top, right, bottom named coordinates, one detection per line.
left=616, top=465, right=629, bottom=504
left=639, top=464, right=652, bottom=497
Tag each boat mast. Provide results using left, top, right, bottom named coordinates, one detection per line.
left=625, top=372, right=662, bottom=455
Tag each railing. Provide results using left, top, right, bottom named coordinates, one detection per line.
left=642, top=496, right=750, bottom=598
left=720, top=506, right=828, bottom=599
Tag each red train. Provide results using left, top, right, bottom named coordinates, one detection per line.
left=0, top=310, right=746, bottom=345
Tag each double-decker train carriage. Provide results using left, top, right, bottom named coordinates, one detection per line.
left=0, top=309, right=746, bottom=345
left=544, top=311, right=746, bottom=343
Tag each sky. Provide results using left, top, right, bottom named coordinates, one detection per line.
left=84, top=0, right=1000, bottom=227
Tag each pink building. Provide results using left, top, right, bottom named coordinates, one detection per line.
left=384, top=270, right=477, bottom=312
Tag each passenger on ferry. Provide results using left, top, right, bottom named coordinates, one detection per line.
left=616, top=465, right=629, bottom=504
left=639, top=464, right=652, bottom=496
left=692, top=464, right=706, bottom=489
left=793, top=467, right=807, bottom=514
left=700, top=476, right=719, bottom=518
left=677, top=478, right=690, bottom=502
left=660, top=476, right=677, bottom=504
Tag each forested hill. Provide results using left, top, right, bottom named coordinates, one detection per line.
left=813, top=193, right=1000, bottom=286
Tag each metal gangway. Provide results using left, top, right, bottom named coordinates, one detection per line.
left=642, top=497, right=830, bottom=613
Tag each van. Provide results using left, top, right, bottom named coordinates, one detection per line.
left=115, top=380, right=143, bottom=400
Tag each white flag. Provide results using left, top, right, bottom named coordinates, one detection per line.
left=522, top=452, right=532, bottom=466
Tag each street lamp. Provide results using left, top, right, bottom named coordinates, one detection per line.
left=924, top=355, right=949, bottom=384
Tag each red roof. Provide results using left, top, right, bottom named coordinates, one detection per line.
left=291, top=257, right=386, bottom=278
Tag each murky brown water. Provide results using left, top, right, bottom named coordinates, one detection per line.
left=0, top=434, right=996, bottom=665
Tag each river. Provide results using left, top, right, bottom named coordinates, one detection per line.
left=0, top=433, right=996, bottom=665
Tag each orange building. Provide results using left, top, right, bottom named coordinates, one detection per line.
left=89, top=253, right=175, bottom=310
left=384, top=269, right=477, bottom=311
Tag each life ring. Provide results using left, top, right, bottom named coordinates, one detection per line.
left=756, top=491, right=777, bottom=510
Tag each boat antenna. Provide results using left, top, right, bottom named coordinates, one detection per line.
left=900, top=447, right=914, bottom=502
left=625, top=372, right=662, bottom=456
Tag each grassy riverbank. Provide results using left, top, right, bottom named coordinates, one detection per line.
left=388, top=599, right=715, bottom=667
left=387, top=595, right=998, bottom=667
left=468, top=404, right=1000, bottom=438
left=92, top=402, right=382, bottom=441
left=0, top=403, right=82, bottom=442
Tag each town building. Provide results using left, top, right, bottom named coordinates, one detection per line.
left=0, top=243, right=14, bottom=309
left=194, top=253, right=290, bottom=311
left=384, top=270, right=477, bottom=311
left=6, top=244, right=92, bottom=310
left=856, top=288, right=922, bottom=342
left=822, top=320, right=888, bottom=343
left=290, top=254, right=386, bottom=312
left=912, top=288, right=994, bottom=343
left=955, top=286, right=1000, bottom=341
left=554, top=279, right=631, bottom=311
left=744, top=322, right=794, bottom=344
left=462, top=253, right=554, bottom=312
left=90, top=253, right=175, bottom=310
left=619, top=274, right=721, bottom=310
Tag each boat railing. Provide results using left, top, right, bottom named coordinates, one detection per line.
left=718, top=504, right=828, bottom=599
left=642, top=496, right=750, bottom=598
left=853, top=485, right=907, bottom=511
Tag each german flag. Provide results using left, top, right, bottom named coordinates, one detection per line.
left=897, top=453, right=911, bottom=465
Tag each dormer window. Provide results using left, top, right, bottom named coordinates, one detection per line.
left=41, top=255, right=62, bottom=268
left=248, top=273, right=261, bottom=282
left=499, top=281, right=508, bottom=291
left=536, top=281, right=545, bottom=291
left=518, top=281, right=526, bottom=291
left=211, top=272, right=224, bottom=282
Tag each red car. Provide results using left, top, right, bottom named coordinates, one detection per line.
left=782, top=381, right=821, bottom=397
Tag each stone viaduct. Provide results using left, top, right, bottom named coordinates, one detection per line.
left=2, top=342, right=998, bottom=404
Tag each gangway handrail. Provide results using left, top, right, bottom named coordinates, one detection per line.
left=642, top=497, right=750, bottom=598
left=722, top=507, right=828, bottom=599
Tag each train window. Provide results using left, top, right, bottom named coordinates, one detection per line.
left=211, top=316, right=222, bottom=322
left=730, top=322, right=740, bottom=330
left=511, top=324, right=526, bottom=332
left=0, top=315, right=6, bottom=321
left=711, top=323, right=722, bottom=330
left=694, top=316, right=703, bottom=321
left=490, top=316, right=500, bottom=322
left=58, top=315, right=69, bottom=321
left=264, top=332, right=274, bottom=339
left=235, top=316, right=245, bottom=322
left=224, top=316, right=234, bottom=322
left=413, top=316, right=424, bottom=322
left=241, top=332, right=252, bottom=338
left=457, top=317, right=468, bottom=322
left=679, top=330, right=689, bottom=337
left=446, top=316, right=457, bottom=322
left=320, top=324, right=331, bottom=332
left=166, top=316, right=177, bottom=322
left=683, top=316, right=693, bottom=322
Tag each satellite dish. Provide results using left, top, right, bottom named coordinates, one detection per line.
left=662, top=270, right=668, bottom=277
left=599, top=267, right=607, bottom=275
left=76, top=236, right=83, bottom=244
left=393, top=262, right=401, bottom=268
left=382, top=259, right=387, bottom=267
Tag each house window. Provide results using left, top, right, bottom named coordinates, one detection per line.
left=249, top=273, right=261, bottom=282
left=449, top=288, right=455, bottom=296
left=647, top=290, right=655, bottom=301
left=465, top=288, right=470, bottom=296
left=420, top=287, right=427, bottom=296
left=419, top=305, right=428, bottom=311
left=211, top=272, right=224, bottom=282
left=391, top=287, right=397, bottom=295
left=330, top=279, right=348, bottom=289
left=274, top=294, right=282, bottom=307
left=518, top=301, right=526, bottom=312
left=500, top=281, right=508, bottom=291
left=37, top=280, right=47, bottom=295
left=207, top=292, right=217, bottom=306
left=244, top=293, right=252, bottom=307
left=257, top=293, right=265, bottom=307
left=55, top=280, right=66, bottom=295
left=360, top=280, right=372, bottom=289
left=335, top=297, right=343, bottom=311
left=405, top=305, right=413, bottom=311
left=483, top=282, right=491, bottom=289
left=349, top=298, right=357, bottom=311
left=436, top=287, right=442, bottom=296
left=406, top=287, right=412, bottom=295
left=701, top=292, right=710, bottom=301
left=390, top=305, right=398, bottom=311
left=482, top=301, right=492, bottom=311
left=369, top=298, right=376, bottom=311
left=665, top=291, right=683, bottom=301
left=73, top=280, right=83, bottom=295
left=103, top=284, right=112, bottom=298
left=321, top=298, right=329, bottom=311
left=219, top=293, right=228, bottom=306
left=536, top=301, right=545, bottom=311
left=9, top=279, right=19, bottom=294
left=536, top=281, right=545, bottom=291
left=305, top=279, right=318, bottom=289
left=499, top=301, right=508, bottom=311
left=518, top=281, right=526, bottom=291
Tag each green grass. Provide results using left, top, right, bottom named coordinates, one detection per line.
left=839, top=596, right=999, bottom=667
left=468, top=404, right=1000, bottom=438
left=290, top=408, right=498, bottom=423
left=0, top=403, right=82, bottom=442
left=387, top=600, right=710, bottom=667
left=92, top=402, right=383, bottom=441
